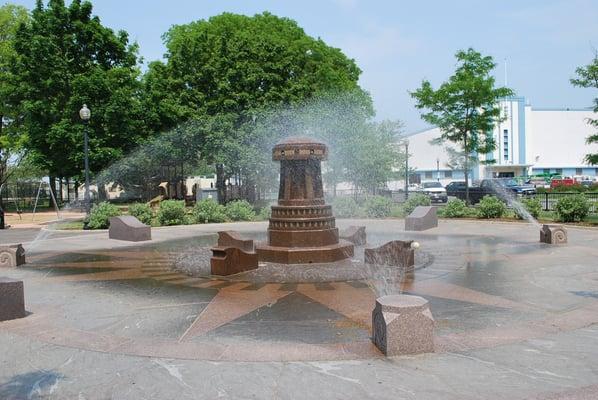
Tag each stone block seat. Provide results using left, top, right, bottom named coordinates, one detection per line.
left=372, top=295, right=435, bottom=356
left=0, top=277, right=26, bottom=321
left=0, top=244, right=26, bottom=268
left=364, top=240, right=414, bottom=270
left=109, top=216, right=151, bottom=242
left=405, top=206, right=438, bottom=232
left=211, top=231, right=258, bottom=276
left=340, top=225, right=367, bottom=246
left=540, top=224, right=567, bottom=244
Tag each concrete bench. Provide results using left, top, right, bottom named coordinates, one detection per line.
left=340, top=226, right=367, bottom=246
left=405, top=206, right=438, bottom=231
left=364, top=240, right=414, bottom=270
left=216, top=231, right=255, bottom=252
left=211, top=231, right=258, bottom=276
left=109, top=216, right=151, bottom=242
left=0, top=277, right=26, bottom=321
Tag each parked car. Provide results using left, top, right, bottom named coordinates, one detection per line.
left=453, top=178, right=536, bottom=204
left=445, top=181, right=467, bottom=197
left=479, top=178, right=536, bottom=196
left=550, top=176, right=575, bottom=188
left=418, top=181, right=448, bottom=203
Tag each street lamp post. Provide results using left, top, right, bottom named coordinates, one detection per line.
left=79, top=104, right=91, bottom=219
left=436, top=157, right=440, bottom=181
left=404, top=141, right=409, bottom=200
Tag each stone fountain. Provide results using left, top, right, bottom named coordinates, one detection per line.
left=256, top=137, right=354, bottom=264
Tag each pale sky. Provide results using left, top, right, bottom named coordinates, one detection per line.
left=7, top=0, right=598, bottom=132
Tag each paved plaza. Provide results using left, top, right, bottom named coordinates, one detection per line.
left=1, top=219, right=598, bottom=399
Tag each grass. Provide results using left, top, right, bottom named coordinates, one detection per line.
left=51, top=220, right=85, bottom=230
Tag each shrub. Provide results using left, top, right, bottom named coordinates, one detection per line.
left=363, top=196, right=393, bottom=218
left=517, top=197, right=542, bottom=219
left=332, top=197, right=361, bottom=218
left=402, top=193, right=431, bottom=216
left=157, top=200, right=187, bottom=226
left=225, top=200, right=256, bottom=221
left=440, top=198, right=468, bottom=218
left=193, top=199, right=228, bottom=223
left=555, top=194, right=590, bottom=222
left=390, top=204, right=405, bottom=218
left=257, top=206, right=272, bottom=221
left=128, top=203, right=153, bottom=225
left=477, top=195, right=507, bottom=219
left=86, top=202, right=121, bottom=229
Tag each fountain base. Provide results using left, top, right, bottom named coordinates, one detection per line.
left=256, top=240, right=354, bottom=264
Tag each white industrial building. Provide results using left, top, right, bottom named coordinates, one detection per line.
left=401, top=97, right=597, bottom=186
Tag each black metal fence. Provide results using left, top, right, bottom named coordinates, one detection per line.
left=531, top=192, right=598, bottom=212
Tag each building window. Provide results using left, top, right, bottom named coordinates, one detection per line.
left=425, top=171, right=433, bottom=179
left=503, top=129, right=509, bottom=161
left=576, top=168, right=583, bottom=175
left=556, top=168, right=563, bottom=175
left=543, top=169, right=550, bottom=174
left=444, top=170, right=453, bottom=178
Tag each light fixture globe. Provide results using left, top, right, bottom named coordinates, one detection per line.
left=79, top=104, right=91, bottom=121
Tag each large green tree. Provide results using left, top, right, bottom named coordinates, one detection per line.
left=411, top=48, right=513, bottom=203
left=0, top=3, right=29, bottom=194
left=8, top=0, right=146, bottom=196
left=142, top=12, right=368, bottom=202
left=571, top=53, right=598, bottom=165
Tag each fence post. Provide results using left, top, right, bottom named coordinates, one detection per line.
left=545, top=192, right=549, bottom=211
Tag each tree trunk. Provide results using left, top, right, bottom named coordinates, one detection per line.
left=216, top=163, right=227, bottom=204
left=97, top=182, right=107, bottom=202
left=49, top=176, right=57, bottom=207
left=58, top=177, right=63, bottom=203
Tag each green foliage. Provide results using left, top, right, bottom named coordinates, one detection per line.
left=128, top=203, right=153, bottom=225
left=192, top=199, right=228, bottom=223
left=571, top=53, right=598, bottom=165
left=332, top=197, right=361, bottom=218
left=363, top=196, right=393, bottom=218
left=86, top=202, right=121, bottom=229
left=440, top=198, right=468, bottom=218
left=555, top=195, right=590, bottom=222
left=225, top=200, right=256, bottom=221
left=8, top=0, right=146, bottom=181
left=0, top=4, right=30, bottom=187
left=390, top=204, right=406, bottom=218
left=342, top=120, right=405, bottom=193
left=477, top=195, right=507, bottom=219
left=402, top=193, right=431, bottom=216
left=411, top=48, right=513, bottom=202
left=141, top=12, right=373, bottom=202
left=257, top=206, right=272, bottom=221
left=519, top=197, right=542, bottom=219
left=157, top=200, right=187, bottom=226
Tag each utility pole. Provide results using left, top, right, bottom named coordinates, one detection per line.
left=404, top=142, right=409, bottom=200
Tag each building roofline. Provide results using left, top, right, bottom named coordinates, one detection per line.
left=532, top=107, right=593, bottom=112
left=405, top=126, right=437, bottom=137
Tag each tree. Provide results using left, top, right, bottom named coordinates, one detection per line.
left=0, top=3, right=29, bottom=198
left=8, top=0, right=147, bottom=198
left=342, top=120, right=404, bottom=194
left=142, top=12, right=368, bottom=203
left=411, top=48, right=513, bottom=203
left=571, top=52, right=598, bottom=165
left=443, top=146, right=478, bottom=172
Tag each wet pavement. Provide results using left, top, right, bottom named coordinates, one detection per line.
left=1, top=219, right=598, bottom=399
